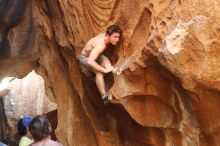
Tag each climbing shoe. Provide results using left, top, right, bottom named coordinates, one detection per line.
left=102, top=93, right=109, bottom=105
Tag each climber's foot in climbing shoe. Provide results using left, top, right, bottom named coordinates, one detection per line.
left=102, top=93, right=109, bottom=105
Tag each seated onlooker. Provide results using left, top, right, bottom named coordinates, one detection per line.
left=17, top=116, right=34, bottom=146
left=29, top=116, right=63, bottom=146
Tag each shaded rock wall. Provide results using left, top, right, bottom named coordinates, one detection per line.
left=0, top=95, right=8, bottom=141
left=0, top=0, right=220, bottom=146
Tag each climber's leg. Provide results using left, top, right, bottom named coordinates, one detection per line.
left=95, top=55, right=111, bottom=105
left=97, top=55, right=112, bottom=69
left=79, top=55, right=93, bottom=77
left=94, top=56, right=111, bottom=93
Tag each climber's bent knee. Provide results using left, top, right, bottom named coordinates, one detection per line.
left=99, top=56, right=111, bottom=69
left=79, top=54, right=111, bottom=75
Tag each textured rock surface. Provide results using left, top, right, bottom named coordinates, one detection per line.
left=1, top=71, right=57, bottom=117
left=0, top=95, right=8, bottom=141
left=0, top=0, right=220, bottom=146
left=0, top=71, right=57, bottom=145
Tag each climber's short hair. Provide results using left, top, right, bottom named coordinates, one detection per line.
left=106, top=25, right=122, bottom=36
left=29, top=115, right=52, bottom=141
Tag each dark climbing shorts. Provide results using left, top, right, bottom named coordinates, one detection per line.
left=79, top=54, right=108, bottom=72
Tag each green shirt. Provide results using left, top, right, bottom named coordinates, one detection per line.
left=19, top=136, right=34, bottom=146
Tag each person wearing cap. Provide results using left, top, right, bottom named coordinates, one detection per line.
left=17, top=116, right=34, bottom=146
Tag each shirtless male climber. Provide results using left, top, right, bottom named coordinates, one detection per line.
left=79, top=25, right=121, bottom=105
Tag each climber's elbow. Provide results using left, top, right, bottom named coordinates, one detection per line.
left=87, top=60, right=94, bottom=66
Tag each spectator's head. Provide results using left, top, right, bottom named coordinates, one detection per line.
left=29, top=116, right=52, bottom=141
left=17, top=116, right=32, bottom=136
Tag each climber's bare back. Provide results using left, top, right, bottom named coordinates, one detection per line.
left=81, top=33, right=107, bottom=57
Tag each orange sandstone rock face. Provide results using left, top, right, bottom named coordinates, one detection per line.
left=0, top=0, right=220, bottom=146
